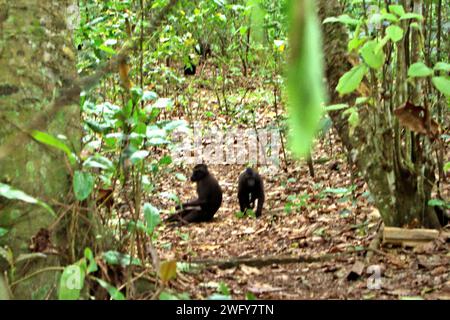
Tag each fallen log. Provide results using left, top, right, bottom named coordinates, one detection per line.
left=383, top=227, right=450, bottom=247
left=191, top=253, right=347, bottom=269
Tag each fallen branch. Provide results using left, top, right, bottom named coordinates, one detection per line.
left=191, top=253, right=347, bottom=269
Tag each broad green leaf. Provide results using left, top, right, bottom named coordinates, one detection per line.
left=102, top=251, right=141, bottom=267
left=0, top=228, right=8, bottom=237
left=323, top=14, right=359, bottom=26
left=31, top=131, right=76, bottom=164
left=58, top=264, right=85, bottom=300
left=83, top=156, right=114, bottom=171
left=97, top=44, right=116, bottom=55
left=360, top=40, right=385, bottom=69
left=0, top=183, right=55, bottom=217
left=427, top=199, right=447, bottom=207
left=408, top=62, right=433, bottom=78
left=94, top=278, right=125, bottom=300
left=84, top=248, right=98, bottom=274
left=159, top=155, right=172, bottom=165
left=287, top=0, right=326, bottom=157
left=129, top=150, right=149, bottom=164
left=386, top=25, right=404, bottom=42
left=73, top=171, right=94, bottom=201
left=142, top=90, right=158, bottom=101
left=434, top=62, right=450, bottom=72
left=380, top=13, right=399, bottom=22
left=432, top=77, right=450, bottom=96
left=400, top=13, right=423, bottom=21
left=143, top=203, right=161, bottom=234
left=389, top=5, right=405, bottom=17
left=444, top=162, right=450, bottom=173
left=336, top=64, right=368, bottom=95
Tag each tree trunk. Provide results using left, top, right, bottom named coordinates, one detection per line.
left=317, top=1, right=441, bottom=228
left=0, top=0, right=81, bottom=299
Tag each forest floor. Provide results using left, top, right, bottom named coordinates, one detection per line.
left=140, top=70, right=450, bottom=300
left=151, top=133, right=450, bottom=300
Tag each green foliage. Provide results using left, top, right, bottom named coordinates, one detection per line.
left=432, top=77, right=450, bottom=96
left=59, top=264, right=85, bottom=300
left=287, top=0, right=325, bottom=157
left=408, top=62, right=433, bottom=78
left=0, top=183, right=55, bottom=217
left=73, top=171, right=94, bottom=201
left=143, top=203, right=161, bottom=234
left=336, top=64, right=368, bottom=95
left=102, top=251, right=142, bottom=267
left=31, top=131, right=76, bottom=164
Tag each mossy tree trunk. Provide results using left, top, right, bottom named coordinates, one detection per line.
left=317, top=1, right=441, bottom=229
left=0, top=0, right=81, bottom=299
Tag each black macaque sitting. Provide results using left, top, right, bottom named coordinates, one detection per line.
left=167, top=164, right=223, bottom=224
left=237, top=168, right=265, bottom=217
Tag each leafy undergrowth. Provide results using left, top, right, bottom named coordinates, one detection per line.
left=148, top=132, right=450, bottom=300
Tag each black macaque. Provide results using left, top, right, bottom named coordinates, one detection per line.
left=167, top=164, right=223, bottom=224
left=183, top=55, right=196, bottom=76
left=238, top=168, right=265, bottom=217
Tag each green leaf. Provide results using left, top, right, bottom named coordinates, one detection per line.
left=31, top=131, right=76, bottom=164
left=336, top=64, right=368, bottom=95
left=386, top=25, right=404, bottom=42
left=159, top=291, right=180, bottom=300
left=380, top=13, right=399, bottom=22
left=432, top=77, right=450, bottom=96
left=143, top=203, right=161, bottom=234
left=0, top=183, right=55, bottom=217
left=427, top=199, right=447, bottom=207
left=0, top=228, right=8, bottom=237
left=434, top=62, right=450, bottom=72
left=389, top=5, right=405, bottom=17
left=73, top=171, right=94, bottom=201
left=360, top=40, right=385, bottom=69
left=129, top=150, right=149, bottom=165
left=159, top=155, right=172, bottom=165
left=324, top=104, right=349, bottom=111
left=218, top=282, right=230, bottom=296
left=400, top=13, right=423, bottom=21
left=444, top=162, right=450, bottom=173
left=246, top=292, right=257, bottom=300
left=408, top=62, right=433, bottom=77
left=323, top=14, right=359, bottom=26
left=94, top=278, right=125, bottom=300
left=58, top=264, right=85, bottom=300
left=84, top=248, right=98, bottom=274
left=102, top=251, right=141, bottom=267
left=287, top=0, right=326, bottom=157
left=97, top=44, right=116, bottom=55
